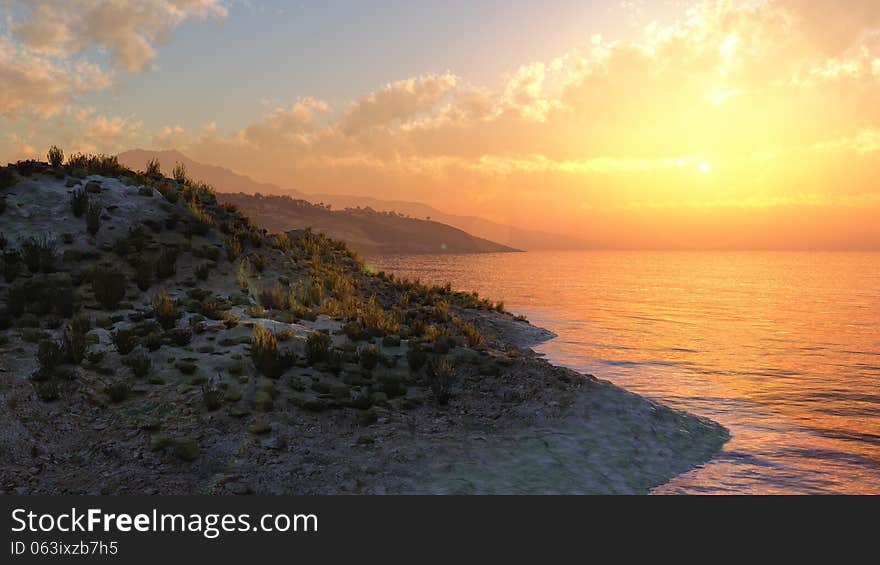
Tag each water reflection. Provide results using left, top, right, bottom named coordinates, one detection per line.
left=370, top=251, right=880, bottom=494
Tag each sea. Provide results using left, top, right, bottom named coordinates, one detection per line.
left=369, top=251, right=880, bottom=494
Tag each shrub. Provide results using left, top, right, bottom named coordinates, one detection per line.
left=153, top=289, right=180, bottom=329
left=124, top=353, right=152, bottom=378
left=358, top=344, right=380, bottom=370
left=112, top=328, right=138, bottom=355
left=202, top=382, right=223, bottom=411
left=172, top=162, right=188, bottom=185
left=146, top=158, right=161, bottom=178
left=251, top=254, right=267, bottom=272
left=461, top=322, right=484, bottom=349
left=306, top=331, right=331, bottom=364
left=0, top=197, right=6, bottom=215
left=251, top=325, right=281, bottom=378
left=3, top=251, right=20, bottom=283
left=195, top=263, right=210, bottom=281
left=106, top=381, right=131, bottom=403
left=407, top=343, right=428, bottom=372
left=64, top=314, right=91, bottom=364
left=169, top=327, right=192, bottom=346
left=155, top=247, right=179, bottom=280
left=92, top=268, right=126, bottom=309
left=434, top=300, right=450, bottom=322
left=259, top=285, right=288, bottom=310
left=34, top=381, right=60, bottom=402
left=20, top=238, right=41, bottom=272
left=428, top=356, right=456, bottom=405
left=0, top=167, right=15, bottom=189
left=37, top=339, right=65, bottom=371
left=86, top=201, right=102, bottom=235
left=47, top=145, right=64, bottom=168
left=37, top=236, right=57, bottom=273
left=134, top=258, right=153, bottom=291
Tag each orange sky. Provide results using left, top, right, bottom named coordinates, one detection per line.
left=3, top=1, right=880, bottom=249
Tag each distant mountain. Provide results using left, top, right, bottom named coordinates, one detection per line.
left=118, top=149, right=304, bottom=198
left=118, top=149, right=587, bottom=250
left=218, top=192, right=519, bottom=255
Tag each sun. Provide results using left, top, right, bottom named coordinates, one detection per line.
left=699, top=162, right=712, bottom=174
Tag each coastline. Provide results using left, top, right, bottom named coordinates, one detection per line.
left=1, top=306, right=728, bottom=495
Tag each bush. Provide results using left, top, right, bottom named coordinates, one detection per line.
left=173, top=162, right=188, bottom=185
left=34, top=381, right=60, bottom=402
left=306, top=331, right=331, bottom=364
left=0, top=167, right=15, bottom=190
left=64, top=314, right=91, bottom=364
left=123, top=353, right=151, bottom=378
left=195, top=263, right=210, bottom=281
left=428, top=356, right=456, bottom=405
left=135, top=258, right=153, bottom=291
left=37, top=339, right=65, bottom=371
left=251, top=325, right=281, bottom=378
left=461, top=322, right=484, bottom=348
left=20, top=238, right=41, bottom=272
left=106, top=381, right=131, bottom=403
left=407, top=343, right=428, bottom=372
left=202, top=382, right=223, bottom=411
left=86, top=201, right=102, bottom=235
left=169, top=327, right=192, bottom=346
left=3, top=250, right=20, bottom=283
left=153, top=289, right=180, bottom=329
left=0, top=197, right=6, bottom=215
left=358, top=344, right=380, bottom=370
left=259, top=284, right=288, bottom=310
left=155, top=247, right=179, bottom=279
left=70, top=187, right=88, bottom=217
left=251, top=254, right=267, bottom=272
left=92, top=268, right=126, bottom=309
left=112, top=328, right=138, bottom=355
left=146, top=158, right=161, bottom=178
left=47, top=145, right=64, bottom=168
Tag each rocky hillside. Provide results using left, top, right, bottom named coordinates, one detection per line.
left=217, top=192, right=519, bottom=255
left=0, top=153, right=727, bottom=494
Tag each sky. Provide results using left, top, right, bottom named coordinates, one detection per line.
left=2, top=0, right=880, bottom=249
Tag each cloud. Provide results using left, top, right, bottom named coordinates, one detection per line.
left=0, top=38, right=112, bottom=118
left=6, top=0, right=228, bottom=72
left=153, top=124, right=186, bottom=148
left=338, top=73, right=457, bottom=136
left=0, top=1, right=225, bottom=120
left=85, top=114, right=143, bottom=143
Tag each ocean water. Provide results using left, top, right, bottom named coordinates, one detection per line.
left=368, top=251, right=880, bottom=494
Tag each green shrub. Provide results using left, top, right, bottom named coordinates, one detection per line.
left=134, top=258, right=153, bottom=291
left=407, top=343, right=427, bottom=372
left=47, top=145, right=64, bottom=168
left=251, top=254, right=267, bottom=272
left=169, top=327, right=192, bottom=346
left=86, top=201, right=102, bottom=235
left=123, top=353, right=152, bottom=378
left=92, top=268, right=126, bottom=309
left=173, top=162, right=188, bottom=185
left=34, top=381, right=60, bottom=402
left=202, top=382, right=223, bottom=411
left=20, top=238, right=41, bottom=272
left=195, top=263, right=210, bottom=281
left=172, top=438, right=200, bottom=462
left=0, top=197, right=6, bottom=215
left=259, top=284, right=288, bottom=310
left=37, top=339, right=65, bottom=371
left=146, top=158, right=161, bottom=178
left=251, top=325, right=282, bottom=378
left=358, top=344, right=380, bottom=370
left=63, top=314, right=91, bottom=364
left=306, top=331, right=331, bottom=364
left=105, top=380, right=131, bottom=403
left=3, top=251, right=20, bottom=283
left=112, top=328, right=138, bottom=355
left=155, top=247, right=178, bottom=279
left=153, top=289, right=180, bottom=329
left=428, top=356, right=456, bottom=405
left=461, top=322, right=484, bottom=348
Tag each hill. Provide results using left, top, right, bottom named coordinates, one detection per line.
left=216, top=192, right=519, bottom=255
left=117, top=149, right=585, bottom=250
left=0, top=155, right=727, bottom=494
